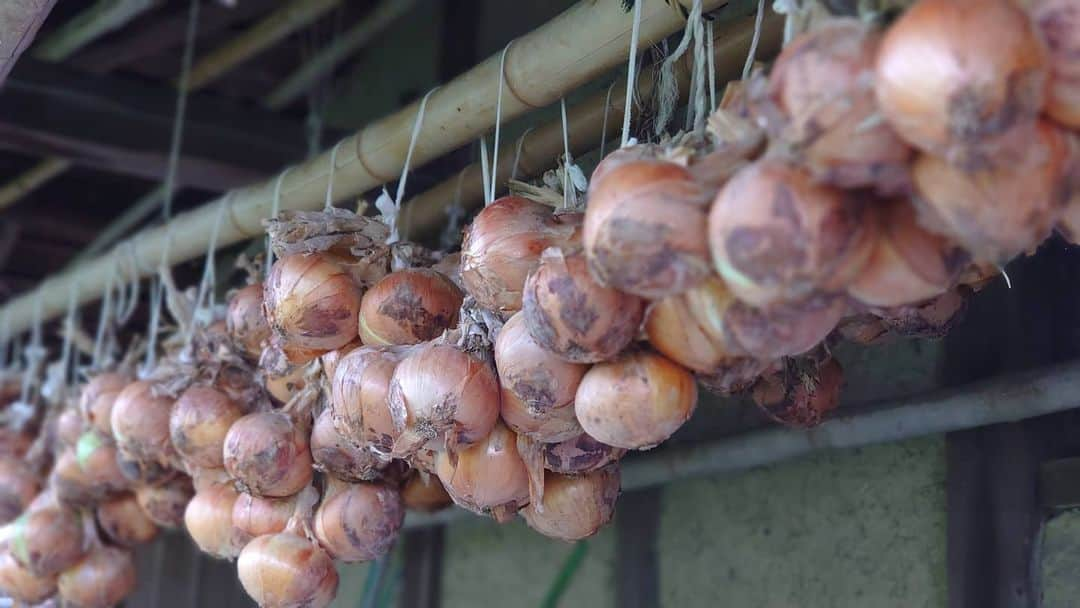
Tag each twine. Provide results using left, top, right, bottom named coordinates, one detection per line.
left=621, top=0, right=644, bottom=147
left=489, top=42, right=514, bottom=203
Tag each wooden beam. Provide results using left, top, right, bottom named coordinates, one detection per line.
left=0, top=0, right=58, bottom=85
left=31, top=0, right=157, bottom=62
left=0, top=157, right=70, bottom=211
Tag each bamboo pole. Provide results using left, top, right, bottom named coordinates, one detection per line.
left=0, top=157, right=71, bottom=211
left=32, top=0, right=157, bottom=62
left=403, top=359, right=1080, bottom=529
left=0, top=0, right=728, bottom=333
left=401, top=12, right=784, bottom=240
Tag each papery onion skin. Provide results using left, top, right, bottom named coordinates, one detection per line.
left=912, top=120, right=1070, bottom=263
left=237, top=532, right=339, bottom=608
left=184, top=482, right=252, bottom=559
left=264, top=362, right=307, bottom=406
left=170, top=386, right=245, bottom=470
left=0, top=458, right=38, bottom=524
left=227, top=283, right=272, bottom=361
left=752, top=357, right=844, bottom=428
left=111, top=380, right=180, bottom=471
left=495, top=311, right=586, bottom=442
left=708, top=160, right=874, bottom=307
left=522, top=248, right=644, bottom=364
left=575, top=351, right=698, bottom=450
left=232, top=493, right=296, bottom=538
left=584, top=157, right=712, bottom=298
left=434, top=423, right=530, bottom=522
left=330, top=346, right=406, bottom=454
left=310, top=408, right=385, bottom=483
left=0, top=551, right=55, bottom=604
left=57, top=546, right=136, bottom=608
left=135, top=476, right=194, bottom=528
left=834, top=314, right=891, bottom=346
left=400, top=472, right=452, bottom=513
left=359, top=269, right=463, bottom=346
left=222, top=412, right=313, bottom=498
left=313, top=482, right=404, bottom=563
left=875, top=288, right=969, bottom=339
left=96, top=494, right=158, bottom=547
left=543, top=433, right=625, bottom=475
left=522, top=466, right=620, bottom=542
left=9, top=504, right=85, bottom=577
left=875, top=0, right=1049, bottom=165
left=320, top=339, right=361, bottom=381
left=696, top=356, right=779, bottom=397
left=1031, top=0, right=1080, bottom=128
left=79, top=372, right=130, bottom=436
left=461, top=197, right=582, bottom=315
left=264, top=252, right=363, bottom=361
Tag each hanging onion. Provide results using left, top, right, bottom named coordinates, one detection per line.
left=834, top=314, right=891, bottom=345
left=96, top=494, right=158, bottom=547
left=461, top=196, right=583, bottom=314
left=434, top=422, right=529, bottom=522
left=170, top=385, right=245, bottom=470
left=264, top=361, right=308, bottom=406
left=232, top=492, right=297, bottom=538
left=584, top=156, right=713, bottom=298
left=1031, top=0, right=1080, bottom=129
left=8, top=502, right=85, bottom=576
left=387, top=342, right=500, bottom=457
left=54, top=435, right=129, bottom=506
left=313, top=481, right=404, bottom=563
left=135, top=476, right=193, bottom=528
left=0, top=458, right=38, bottom=524
left=644, top=276, right=745, bottom=373
left=752, top=356, right=844, bottom=428
left=310, top=408, right=385, bottom=482
left=359, top=269, right=463, bottom=346
left=184, top=482, right=252, bottom=559
left=320, top=339, right=361, bottom=381
left=400, top=472, right=452, bottom=513
left=264, top=252, right=363, bottom=361
left=223, top=411, right=313, bottom=498
left=708, top=160, right=875, bottom=307
left=330, top=346, right=408, bottom=454
left=495, top=311, right=586, bottom=442
left=111, top=380, right=180, bottom=471
left=543, top=433, right=625, bottom=475
left=79, top=372, right=130, bottom=436
left=56, top=407, right=85, bottom=448
left=0, top=550, right=55, bottom=604
left=227, top=283, right=271, bottom=360
left=57, top=546, right=136, bottom=608
left=521, top=465, right=620, bottom=541
left=575, top=350, right=697, bottom=450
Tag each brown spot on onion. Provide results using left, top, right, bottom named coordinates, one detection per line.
left=170, top=385, right=245, bottom=470
left=313, top=481, right=404, bottom=563
left=543, top=433, right=625, bottom=475
left=135, top=476, right=193, bottom=528
left=223, top=411, right=313, bottom=498
left=96, top=493, right=158, bottom=547
left=359, top=269, right=463, bottom=346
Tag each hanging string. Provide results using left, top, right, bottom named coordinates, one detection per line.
left=489, top=42, right=514, bottom=204
left=621, top=0, right=644, bottom=147
left=688, top=7, right=708, bottom=132
left=92, top=262, right=116, bottom=369
left=0, top=311, right=9, bottom=370
left=116, top=241, right=140, bottom=325
left=266, top=167, right=294, bottom=282
left=560, top=98, right=573, bottom=209
left=511, top=127, right=534, bottom=181
left=480, top=136, right=492, bottom=205
left=655, top=0, right=704, bottom=136
left=143, top=228, right=174, bottom=376
left=162, top=0, right=201, bottom=221
left=706, top=21, right=717, bottom=111
left=743, top=0, right=766, bottom=80
left=324, top=140, right=345, bottom=211
left=377, top=87, right=440, bottom=244
left=600, top=82, right=617, bottom=159
left=20, top=295, right=43, bottom=404
left=190, top=198, right=230, bottom=342
left=59, top=281, right=79, bottom=386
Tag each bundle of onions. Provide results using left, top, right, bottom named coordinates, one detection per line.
left=184, top=482, right=252, bottom=559
left=0, top=549, right=55, bottom=604
left=227, top=283, right=271, bottom=360
left=387, top=342, right=500, bottom=457
left=1030, top=0, right=1080, bottom=129
left=96, top=494, right=158, bottom=547
left=110, top=380, right=180, bottom=471
left=584, top=155, right=713, bottom=298
left=232, top=493, right=297, bottom=537
left=264, top=252, right=363, bottom=362
left=752, top=356, right=844, bottom=428
left=521, top=466, right=620, bottom=541
left=400, top=472, right=452, bottom=513
left=310, top=408, right=385, bottom=482
left=55, top=408, right=85, bottom=448
left=875, top=0, right=1049, bottom=165
left=521, top=249, right=644, bottom=364
left=758, top=18, right=910, bottom=192
left=135, top=476, right=194, bottom=528
left=575, top=350, right=697, bottom=450
left=79, top=372, right=130, bottom=436
left=875, top=288, right=969, bottom=339
left=0, top=458, right=38, bottom=524
left=8, top=501, right=85, bottom=576
left=330, top=346, right=408, bottom=454
left=359, top=269, right=463, bottom=345
left=460, top=196, right=583, bottom=314
left=495, top=311, right=586, bottom=443
left=57, top=545, right=136, bottom=608
left=313, top=480, right=404, bottom=562
left=320, top=339, right=361, bottom=381
left=169, top=385, right=245, bottom=470
left=434, top=422, right=529, bottom=522
left=708, top=160, right=875, bottom=307
left=223, top=410, right=313, bottom=497
left=912, top=120, right=1071, bottom=263
left=543, top=433, right=624, bottom=475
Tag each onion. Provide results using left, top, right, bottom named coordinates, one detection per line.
left=8, top=502, right=85, bottom=576
left=432, top=252, right=463, bottom=288
left=232, top=493, right=296, bottom=537
left=78, top=372, right=129, bottom=436
left=111, top=380, right=180, bottom=471
left=264, top=252, right=363, bottom=361
left=330, top=346, right=407, bottom=454
left=169, top=385, right=245, bottom=470
left=834, top=314, right=891, bottom=345
left=495, top=311, right=586, bottom=442
left=708, top=160, right=875, bottom=307
left=56, top=408, right=85, bottom=448
left=313, top=481, right=404, bottom=562
left=135, top=476, right=193, bottom=528
left=359, top=269, right=463, bottom=346
left=238, top=532, right=338, bottom=608
left=227, top=283, right=271, bottom=360
left=434, top=422, right=529, bottom=522
left=584, top=156, right=712, bottom=298
left=461, top=197, right=583, bottom=314
left=116, top=453, right=175, bottom=487
left=264, top=361, right=307, bottom=405
left=320, top=339, right=361, bottom=381
left=752, top=356, right=843, bottom=428
left=223, top=411, right=313, bottom=498
left=522, top=248, right=644, bottom=363
left=0, top=458, right=38, bottom=524
left=575, top=350, right=697, bottom=450
left=760, top=18, right=910, bottom=191
left=57, top=546, right=135, bottom=608
left=696, top=357, right=778, bottom=397
left=400, top=472, right=452, bottom=513
left=53, top=435, right=128, bottom=506
left=543, top=433, right=624, bottom=475
left=644, top=276, right=744, bottom=373
left=521, top=466, right=620, bottom=541
left=96, top=494, right=158, bottom=547
left=184, top=482, right=252, bottom=559
left=310, top=408, right=385, bottom=482
left=912, top=120, right=1070, bottom=263
left=0, top=427, right=33, bottom=459
left=0, top=551, right=55, bottom=604
left=387, top=342, right=500, bottom=456
left=876, top=288, right=969, bottom=339
left=1031, top=0, right=1080, bottom=128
